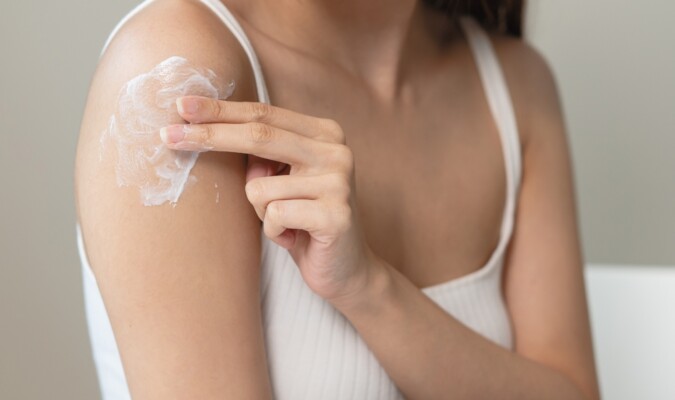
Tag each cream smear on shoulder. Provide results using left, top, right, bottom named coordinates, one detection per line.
left=101, top=56, right=235, bottom=206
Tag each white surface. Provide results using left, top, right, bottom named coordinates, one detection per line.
left=586, top=264, right=675, bottom=400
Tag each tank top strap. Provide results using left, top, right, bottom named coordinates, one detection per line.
left=99, top=0, right=271, bottom=104
left=195, top=0, right=270, bottom=103
left=458, top=16, right=523, bottom=228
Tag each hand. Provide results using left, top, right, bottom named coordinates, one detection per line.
left=159, top=95, right=377, bottom=303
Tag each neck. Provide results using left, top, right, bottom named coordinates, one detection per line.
left=236, top=0, right=442, bottom=102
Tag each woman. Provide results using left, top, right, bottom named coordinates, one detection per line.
left=75, top=0, right=601, bottom=398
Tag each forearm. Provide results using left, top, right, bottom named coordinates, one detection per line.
left=330, top=255, right=590, bottom=400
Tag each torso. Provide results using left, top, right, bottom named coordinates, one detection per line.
left=226, top=0, right=522, bottom=289
left=77, top=4, right=524, bottom=398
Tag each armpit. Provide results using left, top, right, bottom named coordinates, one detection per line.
left=100, top=56, right=235, bottom=206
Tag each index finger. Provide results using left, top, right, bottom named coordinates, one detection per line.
left=176, top=96, right=344, bottom=144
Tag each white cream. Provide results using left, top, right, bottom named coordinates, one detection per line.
left=101, top=56, right=235, bottom=206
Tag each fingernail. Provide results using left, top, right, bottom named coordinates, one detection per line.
left=160, top=125, right=186, bottom=143
left=177, top=97, right=199, bottom=115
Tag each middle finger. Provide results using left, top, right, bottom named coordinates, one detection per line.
left=160, top=122, right=331, bottom=167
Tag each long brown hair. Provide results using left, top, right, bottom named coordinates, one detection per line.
left=422, top=0, right=526, bottom=37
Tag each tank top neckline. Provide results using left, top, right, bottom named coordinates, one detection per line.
left=98, top=0, right=522, bottom=295
left=195, top=1, right=521, bottom=294
left=77, top=9, right=517, bottom=398
left=420, top=16, right=521, bottom=293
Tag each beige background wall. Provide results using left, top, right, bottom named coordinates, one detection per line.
left=1, top=1, right=673, bottom=399
left=527, top=0, right=675, bottom=265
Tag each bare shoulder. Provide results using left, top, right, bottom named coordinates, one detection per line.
left=488, top=34, right=565, bottom=150
left=76, top=0, right=260, bottom=220
left=100, top=0, right=253, bottom=76
left=85, top=0, right=257, bottom=116
left=74, top=0, right=272, bottom=397
left=76, top=0, right=262, bottom=254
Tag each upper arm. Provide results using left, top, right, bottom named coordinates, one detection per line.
left=75, top=1, right=272, bottom=398
left=496, top=38, right=601, bottom=400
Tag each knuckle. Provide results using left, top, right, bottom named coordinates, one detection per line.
left=252, top=204, right=265, bottom=221
left=248, top=122, right=275, bottom=144
left=262, top=218, right=275, bottom=238
left=320, top=118, right=345, bottom=144
left=244, top=179, right=264, bottom=202
left=200, top=124, right=216, bottom=144
left=338, top=177, right=352, bottom=201
left=211, top=99, right=224, bottom=119
left=332, top=203, right=352, bottom=233
left=268, top=201, right=283, bottom=218
left=249, top=102, right=273, bottom=122
left=328, top=173, right=351, bottom=202
left=331, top=145, right=354, bottom=173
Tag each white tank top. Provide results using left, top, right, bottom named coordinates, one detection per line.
left=78, top=1, right=523, bottom=398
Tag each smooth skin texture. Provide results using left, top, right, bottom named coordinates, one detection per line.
left=75, top=0, right=273, bottom=398
left=162, top=96, right=376, bottom=303
left=75, top=0, right=601, bottom=398
left=160, top=84, right=598, bottom=399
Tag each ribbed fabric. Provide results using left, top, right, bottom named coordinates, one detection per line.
left=79, top=1, right=522, bottom=399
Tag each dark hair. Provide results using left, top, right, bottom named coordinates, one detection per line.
left=422, top=0, right=526, bottom=37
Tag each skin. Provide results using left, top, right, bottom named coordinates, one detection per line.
left=74, top=0, right=601, bottom=398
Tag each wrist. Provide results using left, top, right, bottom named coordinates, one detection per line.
left=328, top=248, right=395, bottom=317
